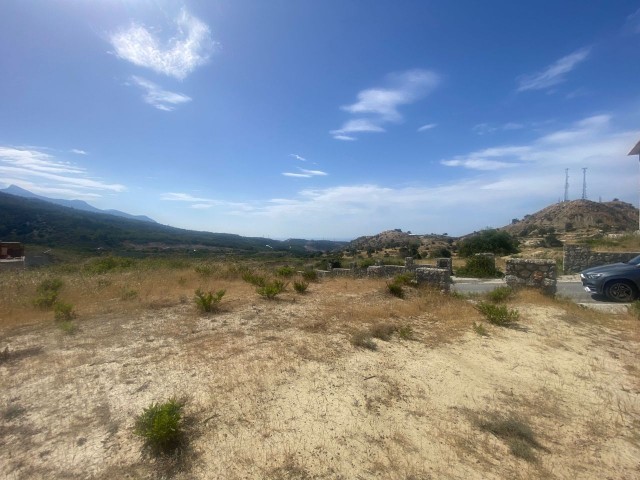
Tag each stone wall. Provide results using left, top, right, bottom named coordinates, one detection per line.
left=563, top=245, right=640, bottom=274
left=315, top=257, right=451, bottom=291
left=505, top=259, right=556, bottom=295
left=415, top=267, right=451, bottom=292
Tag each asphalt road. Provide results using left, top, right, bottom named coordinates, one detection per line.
left=452, top=276, right=620, bottom=305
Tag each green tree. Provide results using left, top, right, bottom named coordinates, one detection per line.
left=458, top=229, right=519, bottom=257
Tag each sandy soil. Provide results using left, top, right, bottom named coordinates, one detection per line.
left=1, top=279, right=639, bottom=479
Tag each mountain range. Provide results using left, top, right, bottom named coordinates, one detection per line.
left=0, top=185, right=157, bottom=223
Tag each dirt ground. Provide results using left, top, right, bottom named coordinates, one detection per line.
left=1, top=277, right=639, bottom=479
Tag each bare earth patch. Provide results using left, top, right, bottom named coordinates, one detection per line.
left=1, top=277, right=639, bottom=479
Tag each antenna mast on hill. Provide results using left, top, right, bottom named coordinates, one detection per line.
left=564, top=168, right=569, bottom=202
left=582, top=167, right=587, bottom=200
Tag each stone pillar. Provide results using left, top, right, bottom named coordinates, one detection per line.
left=505, top=259, right=556, bottom=296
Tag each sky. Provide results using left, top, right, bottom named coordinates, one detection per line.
left=1, top=1, right=640, bottom=240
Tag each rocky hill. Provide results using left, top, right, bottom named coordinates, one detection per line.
left=502, top=199, right=638, bottom=237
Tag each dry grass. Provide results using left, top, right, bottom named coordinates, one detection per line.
left=1, top=263, right=639, bottom=479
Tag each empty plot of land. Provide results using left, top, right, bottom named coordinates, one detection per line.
left=1, top=274, right=639, bottom=479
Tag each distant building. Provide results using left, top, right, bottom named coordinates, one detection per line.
left=0, top=242, right=25, bottom=270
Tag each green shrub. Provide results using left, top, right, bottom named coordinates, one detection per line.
left=194, top=263, right=214, bottom=277
left=33, top=278, right=64, bottom=309
left=256, top=280, right=287, bottom=299
left=194, top=288, right=225, bottom=312
left=430, top=247, right=452, bottom=258
left=458, top=229, right=519, bottom=257
left=242, top=271, right=266, bottom=287
left=392, top=272, right=414, bottom=286
left=134, top=399, right=185, bottom=454
left=58, top=320, right=77, bottom=335
left=83, top=256, right=135, bottom=275
left=486, top=286, right=513, bottom=303
left=472, top=322, right=489, bottom=337
left=293, top=281, right=309, bottom=294
left=54, top=301, right=76, bottom=321
left=456, top=255, right=503, bottom=278
left=477, top=302, right=519, bottom=326
left=387, top=282, right=404, bottom=298
left=301, top=269, right=319, bottom=282
left=275, top=266, right=296, bottom=278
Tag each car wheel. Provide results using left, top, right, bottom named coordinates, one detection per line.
left=604, top=280, right=637, bottom=302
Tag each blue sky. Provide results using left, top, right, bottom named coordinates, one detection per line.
left=1, top=1, right=640, bottom=239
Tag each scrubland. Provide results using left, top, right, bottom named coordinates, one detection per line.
left=1, top=258, right=639, bottom=479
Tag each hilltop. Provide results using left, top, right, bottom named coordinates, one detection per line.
left=502, top=199, right=638, bottom=238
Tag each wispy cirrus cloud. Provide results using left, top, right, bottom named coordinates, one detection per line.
left=417, top=123, right=437, bottom=132
left=442, top=114, right=619, bottom=171
left=331, top=69, right=440, bottom=140
left=282, top=168, right=328, bottom=178
left=130, top=76, right=191, bottom=111
left=161, top=191, right=250, bottom=210
left=110, top=8, right=216, bottom=80
left=290, top=154, right=306, bottom=162
left=517, top=47, right=590, bottom=92
left=70, top=148, right=88, bottom=155
left=624, top=8, right=640, bottom=34
left=472, top=122, right=524, bottom=135
left=0, top=146, right=125, bottom=197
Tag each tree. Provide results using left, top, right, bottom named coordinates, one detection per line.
left=458, top=229, right=519, bottom=257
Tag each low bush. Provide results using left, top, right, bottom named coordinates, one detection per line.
left=369, top=322, right=396, bottom=341
left=387, top=282, right=404, bottom=298
left=392, top=272, right=414, bottom=286
left=83, top=256, right=135, bottom=275
left=256, top=280, right=287, bottom=299
left=58, top=320, right=77, bottom=335
left=134, top=398, right=185, bottom=454
left=194, top=289, right=225, bottom=313
left=486, top=286, right=514, bottom=303
left=301, top=269, right=319, bottom=282
left=472, top=322, right=489, bottom=337
left=54, top=301, right=76, bottom=322
left=275, top=266, right=296, bottom=278
left=397, top=325, right=414, bottom=340
left=456, top=255, right=503, bottom=278
left=350, top=331, right=377, bottom=350
left=293, top=281, right=309, bottom=294
left=33, top=278, right=64, bottom=309
left=194, top=263, right=214, bottom=277
left=242, top=271, right=266, bottom=287
left=477, top=302, right=519, bottom=326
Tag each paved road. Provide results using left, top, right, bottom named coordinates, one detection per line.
left=452, top=275, right=622, bottom=307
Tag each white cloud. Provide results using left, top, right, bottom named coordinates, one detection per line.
left=333, top=135, right=356, bottom=141
left=417, top=123, right=437, bottom=132
left=517, top=47, right=590, bottom=92
left=290, top=154, right=306, bottom=162
left=130, top=76, right=191, bottom=111
left=330, top=119, right=385, bottom=139
left=70, top=148, right=88, bottom=155
left=0, top=146, right=125, bottom=197
left=332, top=69, right=440, bottom=140
left=161, top=191, right=249, bottom=210
left=110, top=8, right=215, bottom=80
left=282, top=168, right=328, bottom=178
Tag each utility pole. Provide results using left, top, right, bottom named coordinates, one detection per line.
left=581, top=168, right=587, bottom=200
left=564, top=168, right=569, bottom=203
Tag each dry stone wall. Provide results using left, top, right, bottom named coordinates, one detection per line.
left=563, top=245, right=640, bottom=274
left=315, top=257, right=451, bottom=291
left=505, top=259, right=556, bottom=295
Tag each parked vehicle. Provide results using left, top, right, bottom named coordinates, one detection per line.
left=580, top=256, right=640, bottom=302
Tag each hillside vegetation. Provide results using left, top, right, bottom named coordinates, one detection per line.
left=0, top=193, right=344, bottom=255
